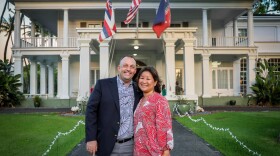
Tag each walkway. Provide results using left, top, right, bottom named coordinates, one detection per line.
left=68, top=120, right=222, bottom=156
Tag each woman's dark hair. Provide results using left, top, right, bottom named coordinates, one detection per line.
left=136, top=66, right=162, bottom=93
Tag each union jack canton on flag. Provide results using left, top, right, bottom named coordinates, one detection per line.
left=99, top=0, right=116, bottom=42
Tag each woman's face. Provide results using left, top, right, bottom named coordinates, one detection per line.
left=138, top=71, right=157, bottom=95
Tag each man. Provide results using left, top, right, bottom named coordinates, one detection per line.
left=86, top=56, right=142, bottom=156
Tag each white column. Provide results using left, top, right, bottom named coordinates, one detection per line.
left=63, top=9, right=69, bottom=47
left=13, top=52, right=23, bottom=92
left=78, top=39, right=91, bottom=98
left=201, top=53, right=211, bottom=98
left=233, top=58, right=241, bottom=96
left=48, top=65, right=54, bottom=98
left=233, top=19, right=238, bottom=45
left=14, top=9, right=21, bottom=48
left=183, top=39, right=197, bottom=99
left=60, top=52, right=70, bottom=99
left=165, top=39, right=176, bottom=97
left=246, top=53, right=256, bottom=94
left=30, top=60, right=38, bottom=94
left=40, top=63, right=47, bottom=94
left=202, top=9, right=208, bottom=46
left=57, top=62, right=62, bottom=98
left=31, top=21, right=35, bottom=46
left=99, top=40, right=110, bottom=79
left=247, top=9, right=254, bottom=46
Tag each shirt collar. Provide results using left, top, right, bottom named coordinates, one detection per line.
left=117, top=75, right=133, bottom=86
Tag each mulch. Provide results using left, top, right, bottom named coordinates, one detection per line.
left=0, top=106, right=280, bottom=114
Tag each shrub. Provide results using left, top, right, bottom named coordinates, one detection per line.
left=251, top=59, right=280, bottom=105
left=0, top=59, right=24, bottom=107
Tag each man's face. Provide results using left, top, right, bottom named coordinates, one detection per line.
left=117, top=57, right=137, bottom=83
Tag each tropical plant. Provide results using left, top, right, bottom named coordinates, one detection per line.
left=254, top=0, right=280, bottom=14
left=33, top=95, right=41, bottom=107
left=0, top=59, right=25, bottom=107
left=0, top=14, right=14, bottom=61
left=251, top=59, right=280, bottom=105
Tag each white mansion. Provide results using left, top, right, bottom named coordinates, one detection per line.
left=9, top=0, right=280, bottom=101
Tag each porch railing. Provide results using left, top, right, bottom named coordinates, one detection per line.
left=196, top=37, right=248, bottom=47
left=20, top=37, right=77, bottom=48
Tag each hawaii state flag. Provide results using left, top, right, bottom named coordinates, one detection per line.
left=152, top=0, right=171, bottom=38
left=99, top=0, right=116, bottom=42
left=124, top=0, right=142, bottom=24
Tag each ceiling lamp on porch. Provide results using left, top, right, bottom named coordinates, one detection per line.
left=131, top=39, right=142, bottom=50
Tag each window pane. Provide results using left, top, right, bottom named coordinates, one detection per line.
left=212, top=70, right=216, bottom=89
left=218, top=70, right=228, bottom=89
left=230, top=70, right=233, bottom=89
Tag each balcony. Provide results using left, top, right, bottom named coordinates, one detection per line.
left=20, top=37, right=78, bottom=48
left=196, top=37, right=248, bottom=47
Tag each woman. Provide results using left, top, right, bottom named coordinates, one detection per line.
left=134, top=66, right=174, bottom=156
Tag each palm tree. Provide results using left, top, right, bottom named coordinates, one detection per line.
left=0, top=0, right=8, bottom=27
left=0, top=14, right=14, bottom=61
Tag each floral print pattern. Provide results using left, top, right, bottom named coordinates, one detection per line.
left=134, top=92, right=174, bottom=156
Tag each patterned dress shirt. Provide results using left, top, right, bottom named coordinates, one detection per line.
left=117, top=76, right=135, bottom=140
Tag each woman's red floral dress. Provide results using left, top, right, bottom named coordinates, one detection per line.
left=134, top=92, right=174, bottom=156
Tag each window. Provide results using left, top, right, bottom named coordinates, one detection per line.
left=170, top=23, right=181, bottom=27
left=238, top=29, right=247, bottom=37
left=212, top=63, right=233, bottom=90
left=268, top=58, right=280, bottom=72
left=80, top=22, right=87, bottom=28
left=176, top=68, right=183, bottom=94
left=182, top=22, right=189, bottom=27
left=91, top=69, right=100, bottom=87
left=240, top=58, right=247, bottom=94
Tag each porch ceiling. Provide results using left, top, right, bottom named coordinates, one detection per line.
left=113, top=39, right=164, bottom=52
left=20, top=8, right=247, bottom=36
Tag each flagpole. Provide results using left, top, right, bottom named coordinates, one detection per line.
left=136, top=11, right=139, bottom=39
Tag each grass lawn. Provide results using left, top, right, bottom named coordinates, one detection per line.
left=0, top=113, right=85, bottom=156
left=175, top=111, right=280, bottom=156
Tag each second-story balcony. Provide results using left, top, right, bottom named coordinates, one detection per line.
left=19, top=29, right=250, bottom=49
left=20, top=37, right=78, bottom=48
left=196, top=36, right=248, bottom=47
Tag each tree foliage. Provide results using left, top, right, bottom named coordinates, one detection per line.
left=0, top=59, right=25, bottom=107
left=251, top=59, right=280, bottom=105
left=254, top=0, right=280, bottom=14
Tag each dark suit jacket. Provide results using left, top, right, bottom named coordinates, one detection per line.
left=85, top=76, right=142, bottom=156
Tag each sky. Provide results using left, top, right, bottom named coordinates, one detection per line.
left=0, top=0, right=13, bottom=61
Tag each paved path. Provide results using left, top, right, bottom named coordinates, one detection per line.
left=68, top=120, right=222, bottom=156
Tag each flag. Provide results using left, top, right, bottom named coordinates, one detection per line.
left=124, top=0, right=142, bottom=24
left=99, top=0, right=116, bottom=42
left=152, top=0, right=171, bottom=38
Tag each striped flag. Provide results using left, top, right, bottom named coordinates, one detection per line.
left=99, top=0, right=116, bottom=42
left=124, top=0, right=142, bottom=24
left=152, top=0, right=171, bottom=38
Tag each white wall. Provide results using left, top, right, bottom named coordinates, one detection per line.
left=254, top=26, right=277, bottom=42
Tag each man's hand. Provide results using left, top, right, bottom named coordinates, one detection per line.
left=162, top=150, right=170, bottom=156
left=86, top=140, right=98, bottom=155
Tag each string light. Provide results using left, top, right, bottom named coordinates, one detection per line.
left=42, top=120, right=85, bottom=156
left=173, top=104, right=261, bottom=156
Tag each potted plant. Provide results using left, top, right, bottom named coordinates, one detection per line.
left=229, top=100, right=236, bottom=106
left=33, top=95, right=41, bottom=107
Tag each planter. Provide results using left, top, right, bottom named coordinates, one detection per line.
left=229, top=100, right=236, bottom=106
left=33, top=96, right=41, bottom=107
